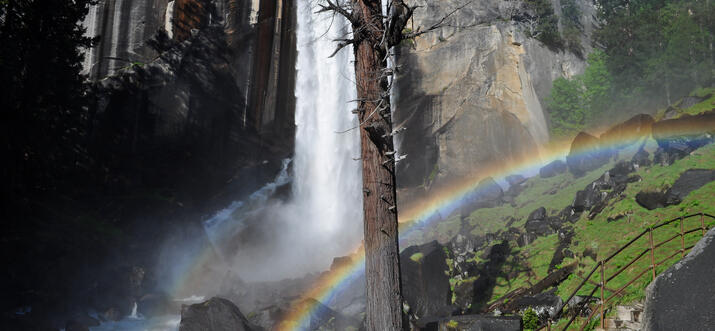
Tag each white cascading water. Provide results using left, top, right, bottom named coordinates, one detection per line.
left=200, top=1, right=363, bottom=282
left=292, top=1, right=362, bottom=239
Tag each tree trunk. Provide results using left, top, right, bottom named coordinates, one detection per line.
left=352, top=0, right=404, bottom=329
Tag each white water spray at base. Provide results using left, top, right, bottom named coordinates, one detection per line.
left=200, top=1, right=362, bottom=282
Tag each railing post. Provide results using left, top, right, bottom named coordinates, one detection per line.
left=680, top=216, right=685, bottom=258
left=701, top=213, right=706, bottom=237
left=649, top=228, right=656, bottom=281
left=600, top=260, right=605, bottom=329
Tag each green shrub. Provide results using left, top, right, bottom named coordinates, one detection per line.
left=523, top=307, right=539, bottom=330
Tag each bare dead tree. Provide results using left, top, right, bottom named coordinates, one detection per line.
left=317, top=0, right=461, bottom=329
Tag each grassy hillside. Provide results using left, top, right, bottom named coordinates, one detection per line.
left=404, top=91, right=715, bottom=329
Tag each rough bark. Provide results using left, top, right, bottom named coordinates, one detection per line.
left=352, top=0, right=404, bottom=329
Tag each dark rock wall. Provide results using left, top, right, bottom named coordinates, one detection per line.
left=643, top=227, right=715, bottom=331
left=0, top=0, right=299, bottom=326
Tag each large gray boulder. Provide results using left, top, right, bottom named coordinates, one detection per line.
left=401, top=241, right=452, bottom=318
left=642, top=227, right=715, bottom=330
left=179, top=297, right=257, bottom=331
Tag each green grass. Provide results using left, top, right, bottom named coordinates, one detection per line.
left=470, top=142, right=715, bottom=307
left=683, top=87, right=715, bottom=115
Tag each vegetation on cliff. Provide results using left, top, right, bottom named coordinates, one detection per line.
left=547, top=0, right=713, bottom=136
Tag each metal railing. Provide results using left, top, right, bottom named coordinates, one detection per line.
left=547, top=212, right=714, bottom=330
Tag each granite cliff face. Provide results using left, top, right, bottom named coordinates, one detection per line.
left=82, top=0, right=296, bottom=198
left=395, top=0, right=595, bottom=189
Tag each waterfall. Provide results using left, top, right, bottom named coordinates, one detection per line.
left=293, top=1, right=362, bottom=237
left=200, top=1, right=362, bottom=282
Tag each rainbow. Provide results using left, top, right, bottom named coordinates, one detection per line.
left=168, top=118, right=711, bottom=330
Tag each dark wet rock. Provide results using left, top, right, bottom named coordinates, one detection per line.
left=559, top=206, right=581, bottom=224
left=573, top=185, right=602, bottom=212
left=517, top=232, right=537, bottom=247
left=525, top=207, right=553, bottom=236
left=547, top=216, right=564, bottom=231
left=418, top=315, right=522, bottom=331
left=566, top=132, right=612, bottom=177
left=599, top=114, right=654, bottom=148
left=298, top=298, right=361, bottom=331
left=609, top=160, right=636, bottom=185
left=652, top=110, right=715, bottom=164
left=548, top=227, right=574, bottom=272
left=505, top=174, right=526, bottom=186
left=632, top=148, right=651, bottom=168
left=65, top=320, right=90, bottom=331
left=539, top=160, right=567, bottom=178
left=636, top=169, right=715, bottom=210
left=678, top=95, right=708, bottom=109
left=627, top=174, right=642, bottom=183
left=664, top=169, right=715, bottom=205
left=478, top=177, right=505, bottom=203
left=401, top=241, right=451, bottom=318
left=643, top=227, right=715, bottom=331
left=566, top=296, right=598, bottom=317
left=179, top=297, right=256, bottom=331
left=588, top=200, right=608, bottom=219
left=512, top=290, right=563, bottom=320
left=635, top=191, right=667, bottom=210
left=505, top=217, right=518, bottom=228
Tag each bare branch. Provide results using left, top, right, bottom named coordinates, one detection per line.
left=317, top=0, right=358, bottom=26
left=399, top=1, right=473, bottom=44
left=328, top=38, right=356, bottom=57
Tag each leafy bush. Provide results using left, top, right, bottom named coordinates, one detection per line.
left=523, top=307, right=539, bottom=330
left=525, top=0, right=563, bottom=49
left=547, top=51, right=613, bottom=136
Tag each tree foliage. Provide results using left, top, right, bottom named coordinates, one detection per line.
left=0, top=0, right=97, bottom=196
left=525, top=0, right=563, bottom=49
left=548, top=51, right=613, bottom=136
left=594, top=0, right=713, bottom=106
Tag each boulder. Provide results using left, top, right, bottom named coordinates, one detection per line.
left=179, top=297, right=256, bottom=331
left=566, top=132, right=612, bottom=177
left=664, top=169, right=715, bottom=205
left=635, top=191, right=667, bottom=210
left=299, top=298, right=361, bottom=331
left=572, top=185, right=602, bottom=212
left=401, top=241, right=452, bottom=318
left=642, top=227, right=715, bottom=331
left=632, top=148, right=651, bottom=168
left=525, top=207, right=553, bottom=236
left=505, top=174, right=526, bottom=186
left=636, top=169, right=715, bottom=210
left=599, top=114, right=654, bottom=148
left=652, top=110, right=715, bottom=164
left=609, top=160, right=636, bottom=185
left=512, top=290, right=563, bottom=320
left=462, top=177, right=504, bottom=212
left=539, top=160, right=567, bottom=178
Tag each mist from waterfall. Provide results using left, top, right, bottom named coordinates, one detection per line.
left=199, top=1, right=363, bottom=282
